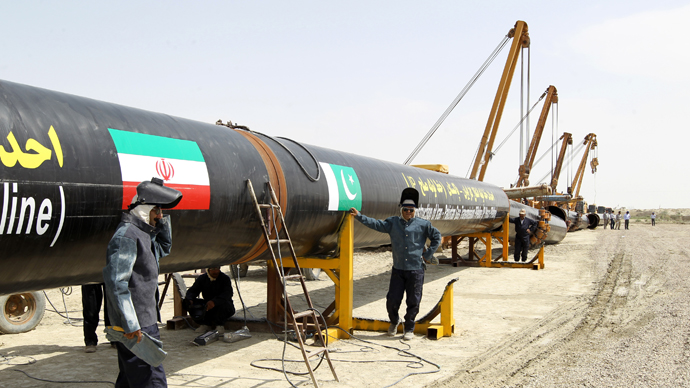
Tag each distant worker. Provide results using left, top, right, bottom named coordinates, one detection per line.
left=603, top=211, right=609, bottom=229
left=81, top=283, right=110, bottom=353
left=616, top=211, right=622, bottom=230
left=183, top=266, right=236, bottom=334
left=510, top=208, right=538, bottom=262
left=349, top=188, right=441, bottom=341
left=624, top=210, right=631, bottom=230
left=610, top=210, right=615, bottom=229
left=651, top=212, right=656, bottom=226
left=103, top=178, right=182, bottom=388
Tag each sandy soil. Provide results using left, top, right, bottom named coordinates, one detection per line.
left=1, top=222, right=688, bottom=387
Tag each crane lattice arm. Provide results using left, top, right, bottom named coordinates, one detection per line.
left=469, top=20, right=530, bottom=181
left=550, top=132, right=573, bottom=192
left=569, top=133, right=598, bottom=198
left=515, top=85, right=558, bottom=187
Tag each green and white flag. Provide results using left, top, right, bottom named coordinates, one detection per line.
left=320, top=162, right=362, bottom=211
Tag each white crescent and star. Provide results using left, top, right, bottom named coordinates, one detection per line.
left=340, top=170, right=357, bottom=200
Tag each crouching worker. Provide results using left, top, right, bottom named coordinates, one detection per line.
left=183, top=266, right=235, bottom=334
left=349, top=188, right=441, bottom=341
left=103, top=177, right=183, bottom=388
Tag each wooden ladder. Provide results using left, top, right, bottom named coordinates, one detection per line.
left=246, top=179, right=338, bottom=387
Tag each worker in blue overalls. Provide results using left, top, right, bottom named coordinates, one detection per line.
left=349, top=188, right=441, bottom=341
left=510, top=208, right=537, bottom=262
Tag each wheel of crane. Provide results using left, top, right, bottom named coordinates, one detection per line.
left=0, top=291, right=46, bottom=334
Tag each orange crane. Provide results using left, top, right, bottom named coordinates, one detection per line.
left=568, top=133, right=598, bottom=199
left=550, top=132, right=573, bottom=192
left=469, top=20, right=530, bottom=181
left=515, top=85, right=558, bottom=187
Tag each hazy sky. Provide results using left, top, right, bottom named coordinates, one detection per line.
left=2, top=1, right=687, bottom=209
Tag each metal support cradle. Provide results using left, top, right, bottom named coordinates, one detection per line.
left=444, top=214, right=546, bottom=270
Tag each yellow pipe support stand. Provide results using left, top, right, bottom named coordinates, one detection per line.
left=352, top=278, right=457, bottom=338
left=448, top=214, right=544, bottom=269
left=277, top=214, right=354, bottom=342
left=277, top=213, right=456, bottom=341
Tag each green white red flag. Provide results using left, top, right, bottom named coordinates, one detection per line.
left=108, top=128, right=210, bottom=210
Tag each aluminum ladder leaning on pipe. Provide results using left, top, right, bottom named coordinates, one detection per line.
left=246, top=179, right=338, bottom=388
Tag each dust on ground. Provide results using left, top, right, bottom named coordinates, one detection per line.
left=1, top=222, right=688, bottom=388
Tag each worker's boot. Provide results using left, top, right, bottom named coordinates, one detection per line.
left=387, top=319, right=401, bottom=336
left=195, top=324, right=212, bottom=333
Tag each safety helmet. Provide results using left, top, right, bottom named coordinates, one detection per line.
left=129, top=177, right=183, bottom=210
left=186, top=300, right=207, bottom=322
left=399, top=188, right=419, bottom=208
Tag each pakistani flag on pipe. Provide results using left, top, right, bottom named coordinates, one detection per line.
left=320, top=162, right=362, bottom=211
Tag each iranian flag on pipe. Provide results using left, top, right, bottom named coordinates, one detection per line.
left=108, top=128, right=210, bottom=210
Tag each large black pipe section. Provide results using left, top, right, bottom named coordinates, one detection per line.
left=586, top=213, right=599, bottom=229
left=547, top=206, right=597, bottom=231
left=509, top=202, right=567, bottom=245
left=0, top=79, right=515, bottom=295
left=548, top=206, right=578, bottom=231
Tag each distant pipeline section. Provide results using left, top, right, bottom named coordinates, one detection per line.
left=547, top=206, right=599, bottom=231
left=0, top=79, right=569, bottom=295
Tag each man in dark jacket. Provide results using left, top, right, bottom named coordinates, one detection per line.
left=510, top=208, right=538, bottom=262
left=349, top=188, right=441, bottom=341
left=103, top=178, right=182, bottom=388
left=184, top=266, right=235, bottom=334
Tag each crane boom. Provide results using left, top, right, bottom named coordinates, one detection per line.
left=515, top=85, right=558, bottom=187
left=550, top=132, right=573, bottom=192
left=569, top=133, right=598, bottom=198
left=470, top=20, right=530, bottom=181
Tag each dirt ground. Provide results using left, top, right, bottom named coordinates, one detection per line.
left=1, top=222, right=688, bottom=388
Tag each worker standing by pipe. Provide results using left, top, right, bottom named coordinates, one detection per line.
left=103, top=178, right=182, bottom=387
left=510, top=208, right=537, bottom=262
left=349, top=188, right=441, bottom=341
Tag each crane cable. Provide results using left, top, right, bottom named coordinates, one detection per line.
left=531, top=101, right=558, bottom=180
left=516, top=136, right=558, bottom=186
left=510, top=99, right=558, bottom=186
left=464, top=46, right=535, bottom=180
left=538, top=140, right=585, bottom=188
left=403, top=34, right=512, bottom=165
left=470, top=92, right=546, bottom=180
left=550, top=102, right=558, bottom=190
left=491, top=93, right=546, bottom=156
left=589, top=143, right=598, bottom=203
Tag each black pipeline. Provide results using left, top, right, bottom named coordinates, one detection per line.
left=0, top=79, right=564, bottom=295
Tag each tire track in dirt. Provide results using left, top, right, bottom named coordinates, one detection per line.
left=430, top=234, right=628, bottom=388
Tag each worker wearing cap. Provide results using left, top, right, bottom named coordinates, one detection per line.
left=510, top=208, right=538, bottom=262
left=349, top=188, right=441, bottom=341
left=103, top=178, right=182, bottom=388
left=183, top=266, right=235, bottom=334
